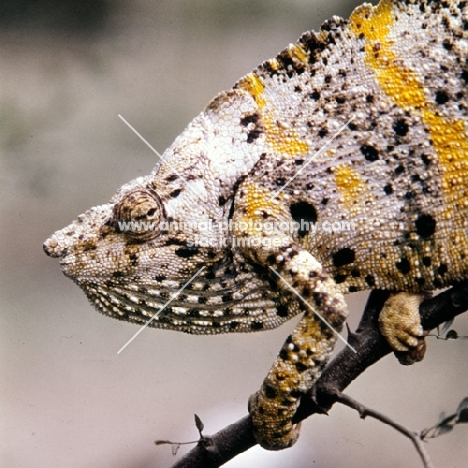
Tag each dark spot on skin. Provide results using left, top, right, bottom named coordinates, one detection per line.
left=295, top=362, right=308, bottom=372
left=313, top=292, right=325, bottom=307
left=396, top=258, right=411, bottom=274
left=334, top=274, right=347, bottom=284
left=336, top=96, right=346, bottom=104
left=435, top=90, right=450, bottom=104
left=321, top=198, right=328, bottom=205
left=222, top=293, right=233, bottom=303
left=279, top=348, right=288, bottom=360
left=366, top=94, right=374, bottom=103
left=207, top=250, right=217, bottom=259
left=415, top=277, right=425, bottom=286
left=415, top=214, right=436, bottom=238
left=309, top=90, right=321, bottom=100
left=295, top=159, right=304, bottom=165
left=170, top=189, right=181, bottom=198
left=351, top=269, right=360, bottom=278
left=365, top=274, right=375, bottom=286
left=240, top=114, right=259, bottom=126
left=264, top=385, right=277, bottom=398
left=112, top=271, right=125, bottom=278
left=333, top=248, right=355, bottom=267
left=205, top=271, right=216, bottom=280
left=251, top=321, right=263, bottom=330
left=247, top=129, right=262, bottom=143
left=166, top=174, right=178, bottom=182
left=324, top=75, right=332, bottom=84
left=318, top=128, right=328, bottom=138
left=175, top=247, right=199, bottom=258
left=360, top=145, right=379, bottom=161
left=188, top=309, right=200, bottom=318
left=229, top=321, right=239, bottom=330
left=422, top=257, right=431, bottom=267
left=266, top=254, right=277, bottom=265
left=384, top=184, right=393, bottom=195
left=462, top=70, right=468, bottom=83
left=394, top=118, right=409, bottom=136
left=290, top=201, right=318, bottom=237
left=129, top=253, right=138, bottom=266
left=166, top=238, right=189, bottom=247
left=421, top=153, right=431, bottom=165
left=438, top=263, right=448, bottom=276
left=277, top=305, right=289, bottom=317
left=394, top=165, right=405, bottom=175
left=442, top=39, right=453, bottom=51
left=349, top=286, right=358, bottom=292
left=198, top=296, right=207, bottom=304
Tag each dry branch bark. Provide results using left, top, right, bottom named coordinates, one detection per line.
left=168, top=282, right=468, bottom=468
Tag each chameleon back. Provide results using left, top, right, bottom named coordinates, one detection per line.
left=44, top=0, right=468, bottom=333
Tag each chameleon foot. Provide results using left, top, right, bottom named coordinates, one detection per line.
left=379, top=292, right=426, bottom=364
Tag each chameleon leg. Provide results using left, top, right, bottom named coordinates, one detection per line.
left=247, top=248, right=348, bottom=450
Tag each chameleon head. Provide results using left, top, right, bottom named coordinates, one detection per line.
left=42, top=174, right=217, bottom=327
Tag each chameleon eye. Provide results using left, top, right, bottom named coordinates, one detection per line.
left=114, top=189, right=163, bottom=240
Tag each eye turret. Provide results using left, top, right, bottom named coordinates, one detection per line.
left=113, top=189, right=164, bottom=241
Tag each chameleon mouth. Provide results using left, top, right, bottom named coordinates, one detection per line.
left=81, top=275, right=292, bottom=335
left=43, top=234, right=67, bottom=259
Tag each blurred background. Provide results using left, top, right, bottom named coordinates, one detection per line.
left=1, top=0, right=467, bottom=466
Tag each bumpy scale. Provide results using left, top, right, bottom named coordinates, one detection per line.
left=44, top=0, right=468, bottom=451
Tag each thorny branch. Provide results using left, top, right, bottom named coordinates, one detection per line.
left=166, top=282, right=468, bottom=468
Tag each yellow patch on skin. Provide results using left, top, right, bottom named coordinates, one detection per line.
left=350, top=0, right=468, bottom=218
left=289, top=43, right=309, bottom=65
left=234, top=181, right=289, bottom=236
left=238, top=73, right=266, bottom=109
left=335, top=165, right=366, bottom=207
left=237, top=73, right=309, bottom=157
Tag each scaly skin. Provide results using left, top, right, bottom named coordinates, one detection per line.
left=44, top=0, right=468, bottom=450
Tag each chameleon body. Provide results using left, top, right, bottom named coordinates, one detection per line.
left=44, top=0, right=468, bottom=451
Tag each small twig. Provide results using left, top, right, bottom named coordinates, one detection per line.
left=336, top=393, right=434, bottom=468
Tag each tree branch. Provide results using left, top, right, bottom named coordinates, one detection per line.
left=167, top=282, right=468, bottom=468
left=336, top=393, right=434, bottom=468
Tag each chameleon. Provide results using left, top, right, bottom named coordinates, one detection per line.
left=44, top=0, right=468, bottom=451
